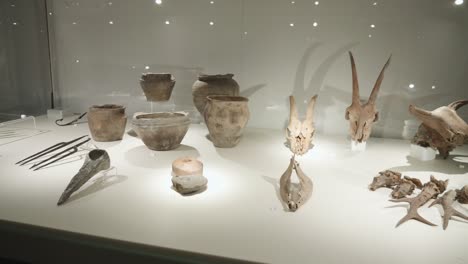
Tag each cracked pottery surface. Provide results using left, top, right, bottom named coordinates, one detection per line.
left=204, top=95, right=249, bottom=148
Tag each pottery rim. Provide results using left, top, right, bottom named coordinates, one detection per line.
left=206, top=95, right=248, bottom=103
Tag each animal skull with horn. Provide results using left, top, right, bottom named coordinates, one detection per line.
left=286, top=95, right=318, bottom=155
left=409, top=100, right=468, bottom=159
left=345, top=52, right=391, bottom=143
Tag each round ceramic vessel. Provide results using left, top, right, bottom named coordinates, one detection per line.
left=132, top=112, right=190, bottom=151
left=88, top=104, right=127, bottom=142
left=204, top=95, right=249, bottom=148
left=140, top=73, right=176, bottom=102
left=192, top=74, right=240, bottom=115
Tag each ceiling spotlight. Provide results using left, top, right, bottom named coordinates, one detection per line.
left=455, top=0, right=464, bottom=5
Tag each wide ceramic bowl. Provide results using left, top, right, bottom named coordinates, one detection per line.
left=132, top=112, right=190, bottom=151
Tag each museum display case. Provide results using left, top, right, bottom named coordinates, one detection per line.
left=1, top=0, right=468, bottom=263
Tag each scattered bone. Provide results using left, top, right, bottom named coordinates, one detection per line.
left=368, top=170, right=401, bottom=191
left=345, top=52, right=391, bottom=143
left=391, top=176, right=422, bottom=199
left=279, top=156, right=313, bottom=212
left=429, top=190, right=468, bottom=230
left=456, top=185, right=468, bottom=204
left=390, top=176, right=448, bottom=227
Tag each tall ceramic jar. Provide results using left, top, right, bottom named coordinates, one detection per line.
left=88, top=104, right=127, bottom=142
left=204, top=95, right=249, bottom=148
left=192, top=74, right=240, bottom=115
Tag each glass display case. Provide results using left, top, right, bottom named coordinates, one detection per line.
left=0, top=0, right=467, bottom=263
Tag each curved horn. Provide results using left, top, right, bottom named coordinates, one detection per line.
left=368, top=54, right=391, bottom=104
left=289, top=96, right=299, bottom=123
left=448, top=100, right=468, bottom=111
left=305, top=94, right=318, bottom=123
left=408, top=104, right=432, bottom=120
left=349, top=52, right=360, bottom=105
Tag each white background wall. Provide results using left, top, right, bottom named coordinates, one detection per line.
left=49, top=0, right=468, bottom=138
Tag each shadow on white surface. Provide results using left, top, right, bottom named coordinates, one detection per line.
left=125, top=144, right=200, bottom=169
left=63, top=174, right=128, bottom=205
left=262, top=175, right=288, bottom=211
left=388, top=155, right=468, bottom=175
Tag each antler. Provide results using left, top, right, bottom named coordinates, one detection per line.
left=348, top=52, right=360, bottom=105
left=368, top=55, right=391, bottom=104
left=448, top=100, right=468, bottom=111
left=390, top=176, right=448, bottom=227
left=429, top=190, right=468, bottom=230
left=305, top=94, right=318, bottom=124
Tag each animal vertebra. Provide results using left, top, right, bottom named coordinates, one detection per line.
left=390, top=176, right=448, bottom=227
left=57, top=149, right=110, bottom=205
left=429, top=190, right=468, bottom=230
left=410, top=100, right=468, bottom=158
left=286, top=95, right=318, bottom=155
left=457, top=185, right=468, bottom=204
left=368, top=170, right=401, bottom=191
left=345, top=52, right=391, bottom=143
left=391, top=176, right=422, bottom=199
left=279, top=156, right=313, bottom=212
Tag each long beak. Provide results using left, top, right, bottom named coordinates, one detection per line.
left=349, top=51, right=360, bottom=105
left=305, top=94, right=318, bottom=124
left=368, top=54, right=391, bottom=104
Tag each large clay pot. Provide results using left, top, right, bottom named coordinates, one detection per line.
left=192, top=74, right=240, bottom=115
left=132, top=112, right=190, bottom=151
left=204, top=95, right=249, bottom=148
left=140, top=73, right=175, bottom=102
left=88, top=104, right=127, bottom=142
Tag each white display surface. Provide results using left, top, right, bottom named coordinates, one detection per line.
left=0, top=116, right=467, bottom=264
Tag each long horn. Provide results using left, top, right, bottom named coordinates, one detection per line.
left=349, top=52, right=360, bottom=105
left=408, top=105, right=432, bottom=121
left=305, top=94, right=318, bottom=124
left=289, top=96, right=299, bottom=123
left=368, top=54, right=392, bottom=104
left=448, top=100, right=468, bottom=111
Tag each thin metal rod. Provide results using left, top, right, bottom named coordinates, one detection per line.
left=16, top=135, right=88, bottom=165
left=31, top=138, right=91, bottom=171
